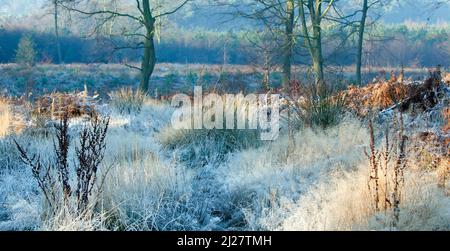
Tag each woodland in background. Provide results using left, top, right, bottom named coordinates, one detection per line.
left=1, top=23, right=449, bottom=68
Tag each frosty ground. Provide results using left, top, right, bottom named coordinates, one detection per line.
left=0, top=64, right=449, bottom=231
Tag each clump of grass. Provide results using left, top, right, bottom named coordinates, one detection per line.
left=274, top=116, right=448, bottom=231
left=109, top=88, right=147, bottom=115
left=158, top=93, right=263, bottom=168
left=159, top=128, right=261, bottom=168
left=101, top=153, right=197, bottom=231
left=279, top=162, right=450, bottom=231
left=284, top=81, right=345, bottom=130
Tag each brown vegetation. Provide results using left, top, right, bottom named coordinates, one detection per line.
left=0, top=98, right=11, bottom=137
left=32, top=90, right=97, bottom=120
left=0, top=97, right=26, bottom=137
left=344, top=70, right=445, bottom=116
left=365, top=114, right=408, bottom=227
left=444, top=73, right=450, bottom=85
left=345, top=80, right=409, bottom=116
left=444, top=108, right=450, bottom=135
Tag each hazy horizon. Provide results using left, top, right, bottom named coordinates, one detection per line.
left=1, top=0, right=450, bottom=31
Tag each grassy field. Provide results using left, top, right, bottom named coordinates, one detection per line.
left=0, top=63, right=439, bottom=98
left=0, top=63, right=449, bottom=231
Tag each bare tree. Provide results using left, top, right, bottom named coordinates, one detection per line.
left=354, top=0, right=385, bottom=85
left=244, top=28, right=278, bottom=91
left=283, top=0, right=295, bottom=88
left=43, top=0, right=71, bottom=63
left=223, top=0, right=299, bottom=88
left=355, top=0, right=369, bottom=86
left=52, top=0, right=63, bottom=64
left=298, top=0, right=336, bottom=86
left=62, top=0, right=190, bottom=92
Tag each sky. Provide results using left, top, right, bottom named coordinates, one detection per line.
left=382, top=1, right=450, bottom=24
left=1, top=0, right=449, bottom=28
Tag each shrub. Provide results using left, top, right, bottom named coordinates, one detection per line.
left=14, top=112, right=110, bottom=218
left=31, top=91, right=97, bottom=123
left=109, top=88, right=147, bottom=115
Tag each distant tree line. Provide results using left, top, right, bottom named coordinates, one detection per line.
left=1, top=23, right=449, bottom=68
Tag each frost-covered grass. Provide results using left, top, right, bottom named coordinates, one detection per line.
left=159, top=127, right=261, bottom=168
left=0, top=94, right=448, bottom=231
left=279, top=167, right=450, bottom=231
left=0, top=63, right=264, bottom=98
left=217, top=118, right=369, bottom=230
left=109, top=88, right=147, bottom=115
left=214, top=117, right=449, bottom=231
left=102, top=152, right=197, bottom=231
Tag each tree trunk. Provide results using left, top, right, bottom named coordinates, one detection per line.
left=312, top=53, right=324, bottom=86
left=311, top=1, right=324, bottom=86
left=139, top=0, right=157, bottom=92
left=263, top=49, right=270, bottom=91
left=311, top=20, right=324, bottom=86
left=356, top=0, right=368, bottom=86
left=54, top=0, right=63, bottom=64
left=299, top=0, right=325, bottom=86
left=282, top=0, right=295, bottom=88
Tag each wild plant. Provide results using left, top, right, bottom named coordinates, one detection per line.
left=14, top=111, right=110, bottom=218
left=365, top=113, right=408, bottom=228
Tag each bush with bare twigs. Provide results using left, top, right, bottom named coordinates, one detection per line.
left=365, top=114, right=408, bottom=228
left=14, top=112, right=110, bottom=219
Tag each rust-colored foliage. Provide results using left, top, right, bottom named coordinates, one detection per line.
left=0, top=97, right=26, bottom=136
left=32, top=91, right=97, bottom=120
left=345, top=80, right=409, bottom=116
left=344, top=69, right=443, bottom=116
left=444, top=73, right=450, bottom=85
left=443, top=108, right=450, bottom=133
left=443, top=108, right=450, bottom=152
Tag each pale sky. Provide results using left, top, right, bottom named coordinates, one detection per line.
left=0, top=0, right=449, bottom=26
